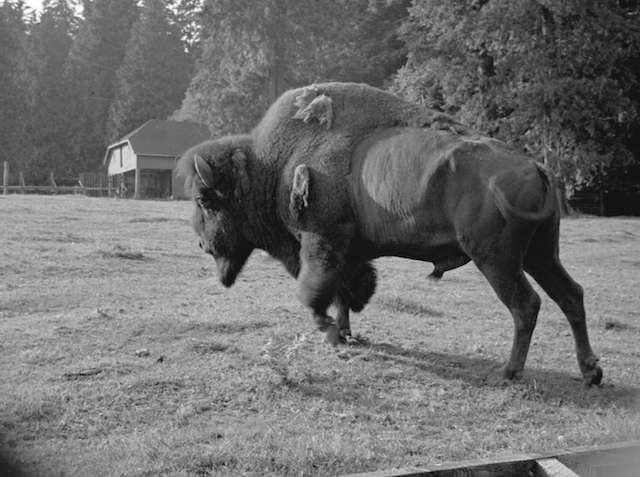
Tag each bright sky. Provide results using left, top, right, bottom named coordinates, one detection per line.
left=23, top=0, right=83, bottom=16
left=23, top=0, right=43, bottom=13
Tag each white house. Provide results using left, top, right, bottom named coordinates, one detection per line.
left=104, top=119, right=210, bottom=199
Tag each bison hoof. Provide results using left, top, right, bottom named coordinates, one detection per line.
left=325, top=325, right=341, bottom=346
left=503, top=367, right=523, bottom=381
left=582, top=360, right=603, bottom=386
left=314, top=314, right=335, bottom=331
left=585, top=367, right=603, bottom=386
left=339, top=330, right=360, bottom=346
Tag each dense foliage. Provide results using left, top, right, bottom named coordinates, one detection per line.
left=107, top=0, right=192, bottom=141
left=392, top=0, right=640, bottom=190
left=65, top=0, right=138, bottom=173
left=174, top=0, right=407, bottom=135
left=0, top=1, right=29, bottom=178
left=22, top=0, right=76, bottom=183
left=1, top=0, right=638, bottom=193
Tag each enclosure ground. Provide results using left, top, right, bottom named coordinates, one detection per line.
left=1, top=195, right=639, bottom=476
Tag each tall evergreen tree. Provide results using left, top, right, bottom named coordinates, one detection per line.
left=0, top=1, right=30, bottom=177
left=177, top=0, right=404, bottom=135
left=339, top=0, right=410, bottom=87
left=22, top=0, right=76, bottom=182
left=107, top=0, right=192, bottom=141
left=171, top=0, right=204, bottom=58
left=64, top=0, right=138, bottom=173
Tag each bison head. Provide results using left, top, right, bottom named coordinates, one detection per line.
left=178, top=135, right=254, bottom=287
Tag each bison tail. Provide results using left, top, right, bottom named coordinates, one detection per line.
left=345, top=262, right=377, bottom=312
left=489, top=163, right=556, bottom=223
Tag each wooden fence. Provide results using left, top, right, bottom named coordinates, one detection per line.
left=2, top=162, right=111, bottom=197
left=568, top=190, right=605, bottom=216
left=79, top=172, right=111, bottom=196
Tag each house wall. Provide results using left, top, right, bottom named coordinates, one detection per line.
left=107, top=152, right=188, bottom=199
left=137, top=155, right=187, bottom=199
left=138, top=169, right=172, bottom=198
left=107, top=143, right=136, bottom=175
left=137, top=155, right=176, bottom=170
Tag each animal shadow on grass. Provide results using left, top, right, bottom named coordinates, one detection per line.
left=364, top=342, right=640, bottom=409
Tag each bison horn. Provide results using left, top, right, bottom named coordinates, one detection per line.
left=194, top=154, right=213, bottom=189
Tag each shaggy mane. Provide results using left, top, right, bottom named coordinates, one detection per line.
left=177, top=134, right=253, bottom=197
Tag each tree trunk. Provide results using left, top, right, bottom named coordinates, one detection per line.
left=266, top=40, right=284, bottom=104
left=265, top=1, right=285, bottom=105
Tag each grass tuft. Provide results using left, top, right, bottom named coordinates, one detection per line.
left=190, top=340, right=230, bottom=354
left=603, top=319, right=637, bottom=332
left=2, top=196, right=639, bottom=476
left=261, top=333, right=315, bottom=386
left=97, top=244, right=148, bottom=260
left=378, top=295, right=444, bottom=317
left=209, top=320, right=274, bottom=334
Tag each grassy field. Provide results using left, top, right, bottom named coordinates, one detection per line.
left=0, top=194, right=639, bottom=477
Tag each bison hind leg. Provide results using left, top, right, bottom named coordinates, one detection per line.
left=470, top=248, right=541, bottom=380
left=525, top=255, right=603, bottom=385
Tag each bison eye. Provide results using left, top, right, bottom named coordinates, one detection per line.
left=196, top=195, right=216, bottom=215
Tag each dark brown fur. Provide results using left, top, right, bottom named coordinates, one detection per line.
left=179, top=83, right=602, bottom=385
left=178, top=134, right=376, bottom=338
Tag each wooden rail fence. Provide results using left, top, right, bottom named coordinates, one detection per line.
left=2, top=162, right=111, bottom=196
left=568, top=191, right=605, bottom=216
left=340, top=441, right=640, bottom=477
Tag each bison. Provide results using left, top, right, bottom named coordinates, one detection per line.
left=179, top=82, right=602, bottom=385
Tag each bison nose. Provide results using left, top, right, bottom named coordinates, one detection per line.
left=198, top=240, right=214, bottom=256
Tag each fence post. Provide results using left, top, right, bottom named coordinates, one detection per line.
left=49, top=171, right=57, bottom=194
left=134, top=168, right=141, bottom=199
left=2, top=161, right=8, bottom=195
left=77, top=173, right=84, bottom=195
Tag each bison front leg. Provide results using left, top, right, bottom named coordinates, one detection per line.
left=333, top=289, right=357, bottom=344
left=334, top=293, right=351, bottom=337
left=297, top=230, right=352, bottom=345
left=334, top=261, right=377, bottom=343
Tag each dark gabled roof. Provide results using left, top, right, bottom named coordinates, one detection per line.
left=105, top=119, right=210, bottom=163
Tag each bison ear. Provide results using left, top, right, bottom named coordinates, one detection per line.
left=231, top=149, right=250, bottom=199
left=194, top=154, right=214, bottom=189
left=289, top=164, right=310, bottom=221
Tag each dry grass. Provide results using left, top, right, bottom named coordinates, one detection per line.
left=0, top=195, right=639, bottom=477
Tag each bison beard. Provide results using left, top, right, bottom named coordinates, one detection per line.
left=178, top=82, right=603, bottom=386
left=342, top=262, right=377, bottom=313
left=215, top=256, right=244, bottom=288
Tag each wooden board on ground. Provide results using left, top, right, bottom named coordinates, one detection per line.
left=340, top=441, right=640, bottom=477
